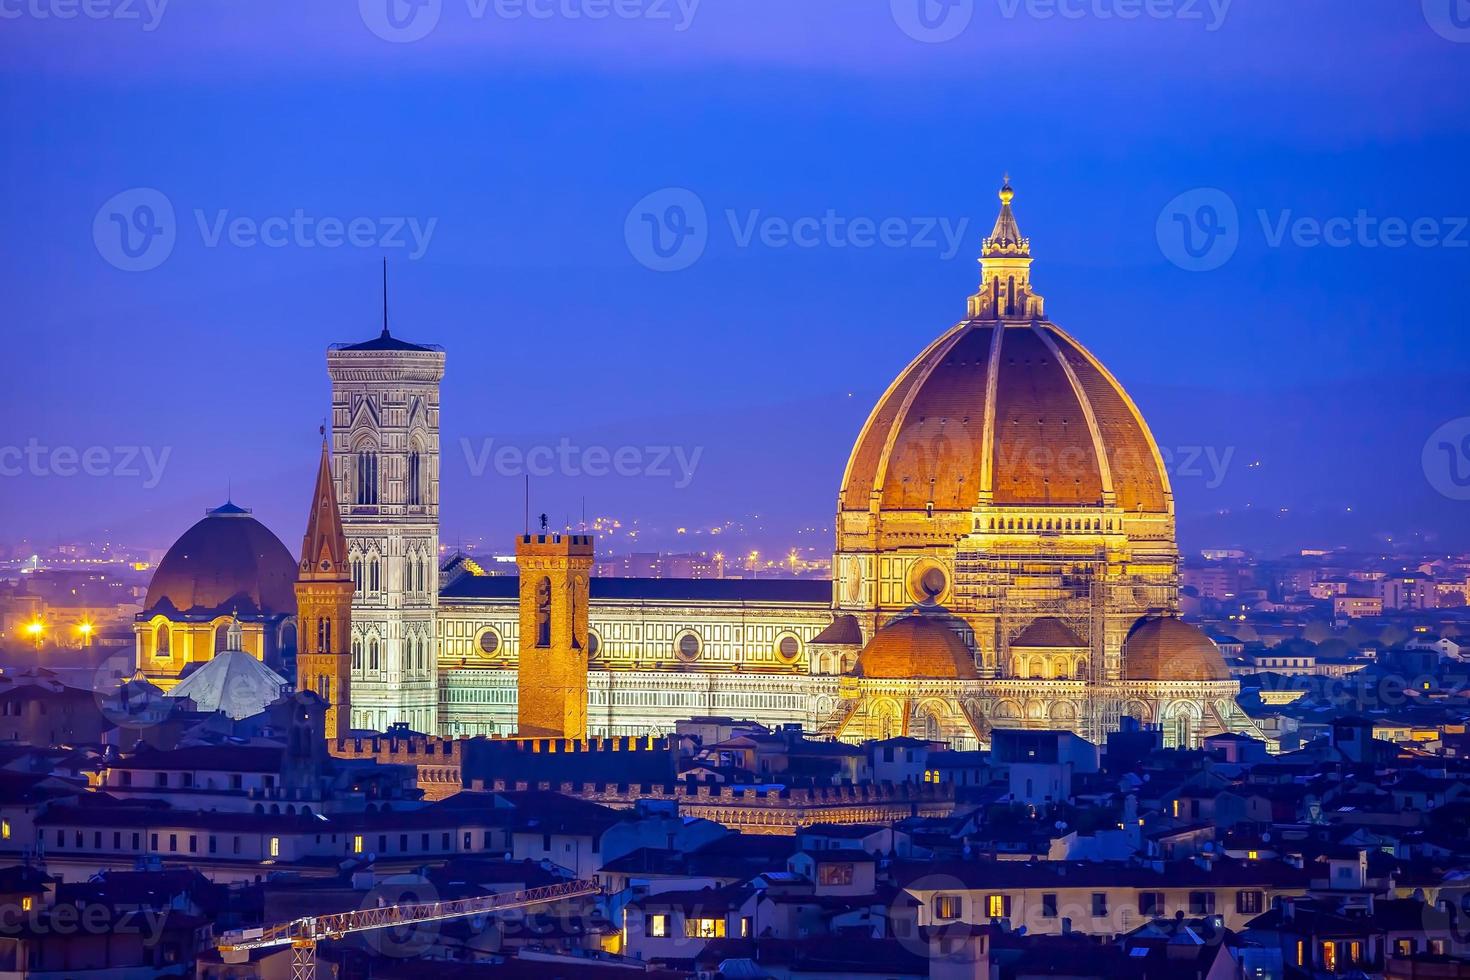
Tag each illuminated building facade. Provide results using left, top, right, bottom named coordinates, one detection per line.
left=432, top=183, right=1258, bottom=748
left=135, top=185, right=1256, bottom=749
left=327, top=325, right=445, bottom=735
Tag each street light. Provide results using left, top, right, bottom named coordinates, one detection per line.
left=77, top=621, right=93, bottom=648
left=25, top=620, right=44, bottom=650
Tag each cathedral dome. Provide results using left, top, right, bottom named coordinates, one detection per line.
left=838, top=184, right=1170, bottom=517
left=1124, top=615, right=1232, bottom=682
left=855, top=616, right=978, bottom=680
left=143, top=503, right=298, bottom=618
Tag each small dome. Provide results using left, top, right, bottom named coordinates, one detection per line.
left=166, top=650, right=288, bottom=720
left=1011, top=616, right=1086, bottom=649
left=855, top=616, right=977, bottom=680
left=143, top=503, right=298, bottom=618
left=1124, top=615, right=1232, bottom=682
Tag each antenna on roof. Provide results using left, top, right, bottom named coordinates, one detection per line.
left=381, top=257, right=390, bottom=338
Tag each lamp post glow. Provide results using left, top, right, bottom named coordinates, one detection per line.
left=25, top=620, right=44, bottom=651
left=77, top=621, right=93, bottom=648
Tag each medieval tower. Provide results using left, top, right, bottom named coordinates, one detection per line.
left=514, top=532, right=594, bottom=739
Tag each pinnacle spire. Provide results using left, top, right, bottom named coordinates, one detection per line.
left=301, top=435, right=349, bottom=579
left=982, top=175, right=1029, bottom=258
left=380, top=257, right=390, bottom=339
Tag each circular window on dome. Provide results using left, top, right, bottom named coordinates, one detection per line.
left=587, top=629, right=602, bottom=659
left=676, top=631, right=701, bottom=663
left=776, top=634, right=801, bottom=663
left=477, top=628, right=502, bottom=658
left=907, top=560, right=950, bottom=605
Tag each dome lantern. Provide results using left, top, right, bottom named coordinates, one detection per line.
left=970, top=176, right=1044, bottom=320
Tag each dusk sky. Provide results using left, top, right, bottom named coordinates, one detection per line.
left=3, top=0, right=1468, bottom=558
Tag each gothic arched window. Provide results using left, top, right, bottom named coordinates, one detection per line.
left=369, top=638, right=380, bottom=671
left=155, top=624, right=170, bottom=658
left=355, top=450, right=379, bottom=506
left=407, top=450, right=422, bottom=506
left=317, top=617, right=331, bottom=654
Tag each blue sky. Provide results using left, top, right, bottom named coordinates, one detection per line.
left=2, top=0, right=1468, bottom=558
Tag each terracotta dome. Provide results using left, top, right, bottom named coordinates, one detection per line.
left=1124, top=615, right=1232, bottom=682
left=840, top=321, right=1169, bottom=514
left=855, top=616, right=978, bottom=680
left=838, top=186, right=1169, bottom=517
left=143, top=503, right=298, bottom=618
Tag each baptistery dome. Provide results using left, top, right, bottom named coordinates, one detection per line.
left=143, top=502, right=298, bottom=618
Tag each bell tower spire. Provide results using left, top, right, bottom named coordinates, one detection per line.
left=968, top=176, right=1045, bottom=320
left=295, top=429, right=354, bottom=741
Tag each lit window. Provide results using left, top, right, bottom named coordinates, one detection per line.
left=934, top=895, right=963, bottom=920
left=1247, top=850, right=1258, bottom=860
left=1, top=819, right=9, bottom=840
left=987, top=894, right=1006, bottom=918
left=684, top=918, right=726, bottom=939
left=353, top=835, right=364, bottom=854
left=646, top=914, right=669, bottom=938
left=20, top=897, right=32, bottom=912
left=270, top=837, right=280, bottom=858
left=1321, top=941, right=1337, bottom=972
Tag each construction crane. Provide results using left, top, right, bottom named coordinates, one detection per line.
left=218, top=878, right=601, bottom=980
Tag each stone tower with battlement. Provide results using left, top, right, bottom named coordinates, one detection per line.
left=327, top=319, right=445, bottom=736
left=515, top=533, right=594, bottom=739
left=295, top=435, right=354, bottom=740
